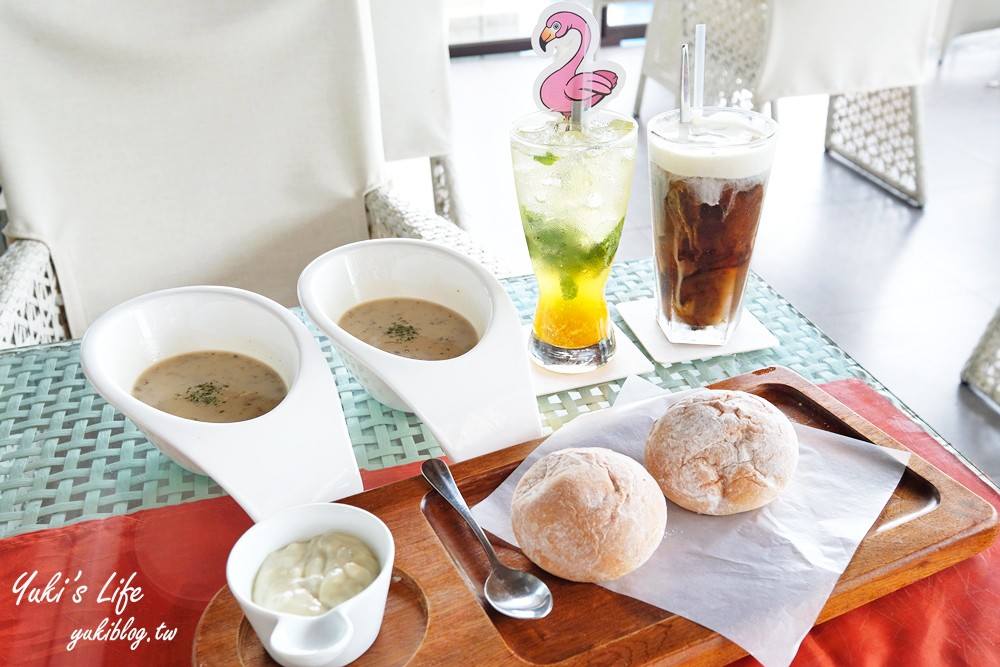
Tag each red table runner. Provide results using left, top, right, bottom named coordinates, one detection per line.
left=1, top=379, right=997, bottom=666
left=731, top=381, right=1000, bottom=667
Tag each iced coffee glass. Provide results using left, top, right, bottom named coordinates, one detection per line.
left=648, top=107, right=778, bottom=345
left=510, top=109, right=637, bottom=373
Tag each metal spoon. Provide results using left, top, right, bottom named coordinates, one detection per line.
left=421, top=458, right=553, bottom=619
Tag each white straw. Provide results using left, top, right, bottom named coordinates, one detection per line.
left=694, top=24, right=706, bottom=110
left=679, top=44, right=691, bottom=124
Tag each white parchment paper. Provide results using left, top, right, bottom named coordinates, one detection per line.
left=471, top=377, right=910, bottom=667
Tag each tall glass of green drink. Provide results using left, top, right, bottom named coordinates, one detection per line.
left=510, top=109, right=637, bottom=373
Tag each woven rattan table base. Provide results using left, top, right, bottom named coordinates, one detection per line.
left=0, top=258, right=954, bottom=535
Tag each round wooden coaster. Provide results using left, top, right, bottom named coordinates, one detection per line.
left=194, top=568, right=428, bottom=666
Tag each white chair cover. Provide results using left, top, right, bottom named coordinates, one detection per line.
left=640, top=0, right=939, bottom=107
left=756, top=0, right=937, bottom=102
left=371, top=0, right=453, bottom=162
left=0, top=0, right=384, bottom=335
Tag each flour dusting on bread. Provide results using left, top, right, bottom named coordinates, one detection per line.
left=644, top=389, right=798, bottom=515
left=511, top=447, right=667, bottom=583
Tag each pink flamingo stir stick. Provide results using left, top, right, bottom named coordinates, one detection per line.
left=531, top=2, right=625, bottom=120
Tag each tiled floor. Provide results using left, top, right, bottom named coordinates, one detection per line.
left=446, top=32, right=1000, bottom=482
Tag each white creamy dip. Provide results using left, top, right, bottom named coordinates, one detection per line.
left=252, top=532, right=380, bottom=616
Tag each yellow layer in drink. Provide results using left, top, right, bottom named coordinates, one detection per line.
left=533, top=264, right=613, bottom=348
left=520, top=207, right=623, bottom=348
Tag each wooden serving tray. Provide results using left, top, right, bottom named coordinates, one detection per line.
left=194, top=366, right=998, bottom=666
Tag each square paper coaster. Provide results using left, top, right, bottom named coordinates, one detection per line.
left=616, top=298, right=779, bottom=364
left=524, top=323, right=654, bottom=396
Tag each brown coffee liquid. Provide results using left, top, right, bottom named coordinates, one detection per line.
left=653, top=171, right=765, bottom=328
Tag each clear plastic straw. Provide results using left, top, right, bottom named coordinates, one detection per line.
left=694, top=24, right=706, bottom=111
left=679, top=44, right=691, bottom=124
left=570, top=99, right=584, bottom=130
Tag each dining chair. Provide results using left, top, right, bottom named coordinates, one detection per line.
left=0, top=0, right=503, bottom=349
left=962, top=307, right=1000, bottom=411
left=633, top=0, right=940, bottom=207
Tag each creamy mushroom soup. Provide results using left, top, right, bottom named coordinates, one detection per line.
left=338, top=297, right=479, bottom=360
left=132, top=351, right=287, bottom=422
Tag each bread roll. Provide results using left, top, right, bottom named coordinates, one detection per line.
left=511, top=447, right=667, bottom=583
left=645, top=389, right=798, bottom=515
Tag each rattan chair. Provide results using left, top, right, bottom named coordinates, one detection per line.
left=0, top=0, right=503, bottom=350
left=962, top=306, right=1000, bottom=410
left=634, top=0, right=939, bottom=207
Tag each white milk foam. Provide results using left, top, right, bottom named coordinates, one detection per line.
left=648, top=111, right=776, bottom=180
